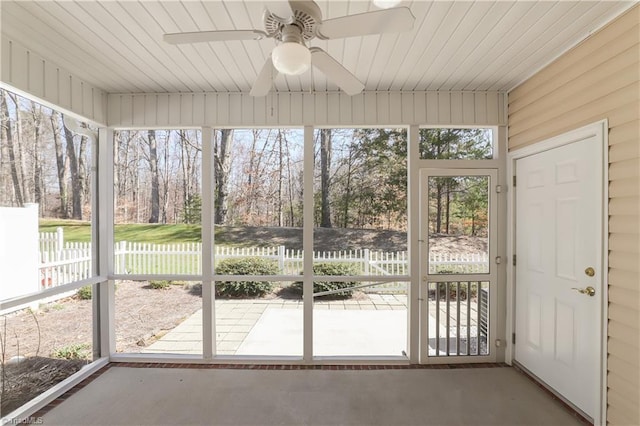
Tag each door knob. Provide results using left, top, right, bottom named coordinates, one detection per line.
left=571, top=286, right=596, bottom=297
left=585, top=267, right=595, bottom=277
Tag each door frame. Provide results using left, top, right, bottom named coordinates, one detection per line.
left=505, top=120, right=608, bottom=425
left=418, top=168, right=499, bottom=364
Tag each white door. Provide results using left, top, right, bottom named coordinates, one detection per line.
left=514, top=134, right=603, bottom=418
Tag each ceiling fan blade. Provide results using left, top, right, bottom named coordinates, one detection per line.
left=163, top=30, right=267, bottom=44
left=310, top=48, right=364, bottom=96
left=250, top=56, right=278, bottom=97
left=263, top=1, right=294, bottom=22
left=317, top=7, right=415, bottom=40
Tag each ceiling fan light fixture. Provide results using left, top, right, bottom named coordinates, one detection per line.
left=373, top=0, right=401, bottom=9
left=272, top=42, right=311, bottom=76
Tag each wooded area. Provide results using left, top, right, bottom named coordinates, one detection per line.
left=1, top=89, right=493, bottom=236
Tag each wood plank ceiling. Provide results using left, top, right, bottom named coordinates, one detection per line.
left=0, top=1, right=634, bottom=95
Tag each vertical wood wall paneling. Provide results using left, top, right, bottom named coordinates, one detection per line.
left=28, top=51, right=44, bottom=99
left=71, top=77, right=82, bottom=113
left=181, top=94, right=194, bottom=127
left=107, top=94, right=120, bottom=127
left=507, top=6, right=640, bottom=425
left=82, top=82, right=94, bottom=119
left=120, top=95, right=133, bottom=127
left=216, top=93, right=229, bottom=126
left=438, top=91, right=451, bottom=124
left=205, top=93, right=216, bottom=126
left=426, top=92, right=439, bottom=123
left=104, top=91, right=509, bottom=127
left=291, top=93, right=303, bottom=124
left=389, top=92, right=402, bottom=125
left=168, top=93, right=181, bottom=127
left=1, top=39, right=11, bottom=85
left=132, top=94, right=145, bottom=125
left=58, top=70, right=71, bottom=110
left=278, top=93, right=291, bottom=126
left=339, top=93, right=352, bottom=125
left=193, top=93, right=205, bottom=126
left=327, top=93, right=340, bottom=125
left=315, top=93, right=328, bottom=126
left=253, top=95, right=266, bottom=125
left=303, top=93, right=314, bottom=125
left=44, top=65, right=58, bottom=106
left=156, top=94, right=169, bottom=126
left=475, top=92, right=487, bottom=124
left=0, top=37, right=107, bottom=124
left=144, top=94, right=157, bottom=127
left=451, top=92, right=463, bottom=124
left=364, top=92, right=377, bottom=125
left=10, top=41, right=28, bottom=91
left=229, top=93, right=242, bottom=126
left=376, top=92, right=389, bottom=125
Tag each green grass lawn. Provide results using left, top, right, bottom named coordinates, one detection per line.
left=40, top=219, right=202, bottom=244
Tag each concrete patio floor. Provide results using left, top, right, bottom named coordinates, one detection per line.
left=145, top=294, right=482, bottom=357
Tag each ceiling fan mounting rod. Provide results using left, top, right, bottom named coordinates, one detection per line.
left=279, top=24, right=305, bottom=45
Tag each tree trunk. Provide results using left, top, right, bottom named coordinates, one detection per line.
left=0, top=93, right=24, bottom=206
left=147, top=130, right=160, bottom=223
left=214, top=129, right=233, bottom=224
left=50, top=112, right=68, bottom=217
left=277, top=130, right=283, bottom=227
left=320, top=128, right=332, bottom=228
left=62, top=116, right=83, bottom=219
left=32, top=105, right=44, bottom=209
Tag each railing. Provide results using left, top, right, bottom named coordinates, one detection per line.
left=426, top=281, right=489, bottom=357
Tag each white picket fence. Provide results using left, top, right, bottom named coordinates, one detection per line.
left=39, top=229, right=489, bottom=293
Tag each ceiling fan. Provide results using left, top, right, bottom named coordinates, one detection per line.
left=163, top=1, right=415, bottom=97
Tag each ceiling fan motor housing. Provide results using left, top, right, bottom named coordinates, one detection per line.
left=264, top=0, right=322, bottom=42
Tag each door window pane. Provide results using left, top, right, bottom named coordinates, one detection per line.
left=427, top=175, right=490, bottom=274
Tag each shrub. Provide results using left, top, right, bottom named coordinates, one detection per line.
left=149, top=280, right=171, bottom=290
left=292, top=262, right=360, bottom=299
left=215, top=257, right=279, bottom=298
left=51, top=343, right=91, bottom=360
left=76, top=285, right=92, bottom=300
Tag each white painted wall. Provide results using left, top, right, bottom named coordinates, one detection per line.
left=0, top=204, right=39, bottom=302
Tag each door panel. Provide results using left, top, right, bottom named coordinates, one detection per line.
left=515, top=135, right=601, bottom=418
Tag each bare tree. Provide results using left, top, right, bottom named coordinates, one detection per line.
left=147, top=130, right=160, bottom=223
left=49, top=111, right=69, bottom=217
left=214, top=129, right=233, bottom=224
left=0, top=92, right=24, bottom=206
left=320, top=128, right=332, bottom=228
left=62, top=115, right=83, bottom=219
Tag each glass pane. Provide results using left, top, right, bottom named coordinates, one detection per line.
left=113, top=130, right=202, bottom=275
left=312, top=128, right=407, bottom=276
left=1, top=294, right=93, bottom=414
left=427, top=175, right=490, bottom=274
left=214, top=129, right=303, bottom=276
left=419, top=128, right=493, bottom=160
left=427, top=281, right=489, bottom=356
left=1, top=88, right=96, bottom=299
left=313, top=281, right=408, bottom=356
left=114, top=280, right=202, bottom=354
left=215, top=281, right=302, bottom=356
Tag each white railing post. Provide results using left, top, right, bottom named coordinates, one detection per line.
left=278, top=245, right=286, bottom=274
left=363, top=248, right=370, bottom=275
